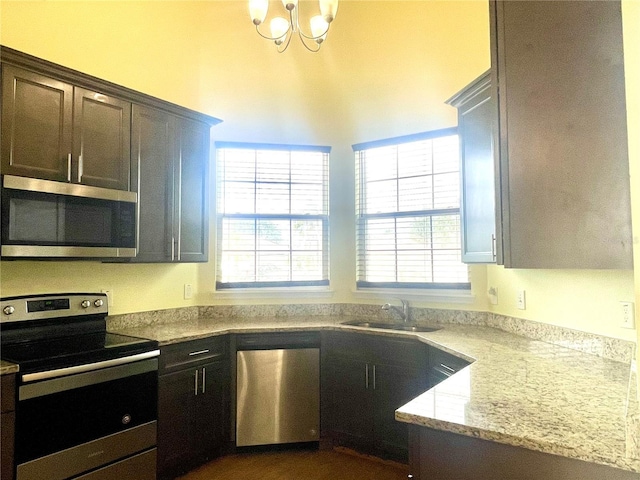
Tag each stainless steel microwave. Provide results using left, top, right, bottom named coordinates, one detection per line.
left=1, top=175, right=137, bottom=258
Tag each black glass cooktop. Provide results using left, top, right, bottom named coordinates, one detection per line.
left=1, top=331, right=158, bottom=374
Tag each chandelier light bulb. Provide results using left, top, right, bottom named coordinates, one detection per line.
left=270, top=16, right=290, bottom=44
left=249, top=0, right=269, bottom=25
left=310, top=15, right=328, bottom=43
left=319, top=0, right=338, bottom=23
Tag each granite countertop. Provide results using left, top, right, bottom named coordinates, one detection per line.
left=0, top=359, right=19, bottom=375
left=110, top=315, right=639, bottom=473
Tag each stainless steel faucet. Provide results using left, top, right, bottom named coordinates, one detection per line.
left=381, top=299, right=409, bottom=322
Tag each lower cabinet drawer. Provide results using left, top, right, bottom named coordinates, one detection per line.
left=159, top=336, right=228, bottom=372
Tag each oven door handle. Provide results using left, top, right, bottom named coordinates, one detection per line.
left=19, top=354, right=159, bottom=401
left=21, top=350, right=160, bottom=384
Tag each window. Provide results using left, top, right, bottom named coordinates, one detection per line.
left=216, top=142, right=329, bottom=289
left=354, top=128, right=469, bottom=289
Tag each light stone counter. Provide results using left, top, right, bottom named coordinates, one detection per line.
left=0, top=359, right=18, bottom=376
left=110, top=315, right=639, bottom=474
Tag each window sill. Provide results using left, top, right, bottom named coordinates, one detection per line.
left=351, top=287, right=476, bottom=305
left=212, top=286, right=335, bottom=300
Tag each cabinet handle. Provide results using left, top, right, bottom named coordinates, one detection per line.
left=491, top=234, right=496, bottom=260
left=189, top=349, right=210, bottom=357
left=440, top=363, right=456, bottom=374
left=365, top=363, right=369, bottom=389
left=372, top=364, right=376, bottom=390
left=171, top=236, right=175, bottom=261
left=202, top=367, right=206, bottom=394
left=194, top=369, right=198, bottom=396
left=67, top=153, right=72, bottom=182
left=78, top=155, right=83, bottom=182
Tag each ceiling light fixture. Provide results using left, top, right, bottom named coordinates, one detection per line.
left=249, top=0, right=338, bottom=53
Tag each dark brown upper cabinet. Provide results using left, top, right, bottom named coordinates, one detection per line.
left=1, top=46, right=221, bottom=262
left=1, top=65, right=73, bottom=183
left=131, top=105, right=211, bottom=263
left=73, top=87, right=131, bottom=190
left=489, top=0, right=633, bottom=269
left=447, top=71, right=496, bottom=264
left=2, top=65, right=132, bottom=191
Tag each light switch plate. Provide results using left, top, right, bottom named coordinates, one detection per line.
left=516, top=290, right=526, bottom=310
left=184, top=284, right=193, bottom=300
left=620, top=301, right=635, bottom=329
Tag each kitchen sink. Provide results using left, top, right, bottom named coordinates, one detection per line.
left=341, top=320, right=441, bottom=333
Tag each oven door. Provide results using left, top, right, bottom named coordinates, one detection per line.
left=15, top=358, right=158, bottom=480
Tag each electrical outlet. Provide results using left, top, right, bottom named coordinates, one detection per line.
left=184, top=284, right=193, bottom=300
left=488, top=287, right=498, bottom=305
left=620, top=301, right=635, bottom=329
left=516, top=290, right=526, bottom=310
left=101, top=289, right=114, bottom=308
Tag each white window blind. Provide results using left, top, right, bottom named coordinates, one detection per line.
left=354, top=128, right=470, bottom=289
left=216, top=142, right=329, bottom=289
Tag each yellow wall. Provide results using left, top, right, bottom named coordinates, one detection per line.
left=621, top=0, right=640, bottom=360
left=0, top=0, right=637, bottom=345
left=0, top=1, right=490, bottom=314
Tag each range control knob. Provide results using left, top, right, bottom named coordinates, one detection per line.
left=3, top=305, right=15, bottom=315
left=81, top=300, right=91, bottom=308
left=94, top=299, right=104, bottom=308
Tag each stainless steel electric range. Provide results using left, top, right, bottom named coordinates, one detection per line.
left=0, top=293, right=160, bottom=480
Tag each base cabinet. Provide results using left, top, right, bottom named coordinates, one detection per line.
left=408, top=425, right=637, bottom=480
left=1, top=374, right=16, bottom=480
left=157, top=337, right=229, bottom=480
left=322, top=332, right=428, bottom=462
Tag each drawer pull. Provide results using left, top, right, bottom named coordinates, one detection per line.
left=365, top=363, right=369, bottom=389
left=439, top=363, right=456, bottom=374
left=189, top=349, right=210, bottom=356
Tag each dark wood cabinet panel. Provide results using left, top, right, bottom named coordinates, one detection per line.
left=323, top=354, right=373, bottom=447
left=157, top=367, right=199, bottom=477
left=490, top=0, right=632, bottom=269
left=195, top=360, right=230, bottom=454
left=177, top=118, right=210, bottom=262
left=408, top=425, right=637, bottom=480
left=447, top=71, right=496, bottom=264
left=73, top=87, right=131, bottom=190
left=373, top=363, right=425, bottom=458
left=1, top=65, right=131, bottom=191
left=322, top=332, right=428, bottom=462
left=1, top=374, right=16, bottom=480
left=131, top=104, right=176, bottom=262
left=1, top=65, right=73, bottom=182
left=157, top=338, right=229, bottom=480
left=130, top=105, right=210, bottom=263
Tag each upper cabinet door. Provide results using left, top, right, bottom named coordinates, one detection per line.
left=447, top=72, right=496, bottom=264
left=73, top=87, right=131, bottom=190
left=131, top=104, right=176, bottom=262
left=1, top=65, right=73, bottom=182
left=177, top=118, right=210, bottom=263
left=491, top=0, right=633, bottom=269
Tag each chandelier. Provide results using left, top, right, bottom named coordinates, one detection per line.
left=249, top=0, right=339, bottom=53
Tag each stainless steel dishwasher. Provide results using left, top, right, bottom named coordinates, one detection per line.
left=235, top=332, right=320, bottom=447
